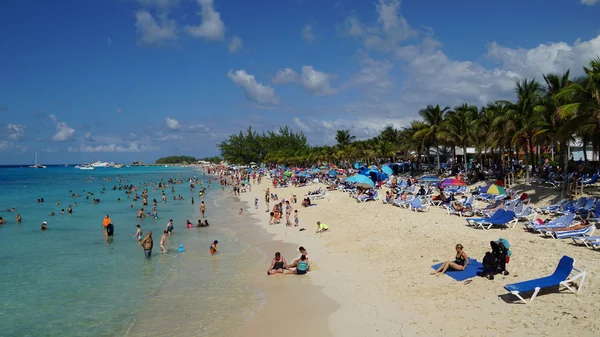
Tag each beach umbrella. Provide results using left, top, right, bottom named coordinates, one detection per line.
left=353, top=162, right=362, bottom=169
left=440, top=178, right=466, bottom=187
left=419, top=174, right=440, bottom=182
left=345, top=174, right=375, bottom=187
left=382, top=166, right=393, bottom=175
left=481, top=184, right=506, bottom=195
left=328, top=169, right=337, bottom=177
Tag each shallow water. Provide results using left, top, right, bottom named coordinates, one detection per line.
left=0, top=166, right=264, bottom=336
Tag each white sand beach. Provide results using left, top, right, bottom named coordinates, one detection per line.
left=240, top=182, right=599, bottom=337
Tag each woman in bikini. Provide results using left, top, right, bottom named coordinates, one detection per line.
left=431, top=244, right=468, bottom=275
left=285, top=201, right=293, bottom=226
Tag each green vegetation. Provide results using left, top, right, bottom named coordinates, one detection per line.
left=218, top=57, right=600, bottom=183
left=155, top=155, right=197, bottom=164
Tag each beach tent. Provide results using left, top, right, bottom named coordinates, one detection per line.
left=346, top=174, right=375, bottom=187
left=328, top=169, right=337, bottom=177
left=382, top=165, right=393, bottom=175
left=353, top=162, right=363, bottom=169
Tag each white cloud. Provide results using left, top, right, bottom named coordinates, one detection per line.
left=185, top=0, right=226, bottom=40
left=49, top=115, right=76, bottom=142
left=0, top=141, right=9, bottom=151
left=135, top=10, right=177, bottom=46
left=107, top=37, right=113, bottom=46
left=346, top=0, right=416, bottom=52
left=227, top=69, right=280, bottom=104
left=486, top=35, right=600, bottom=80
left=228, top=35, right=243, bottom=53
left=347, top=53, right=394, bottom=96
left=166, top=117, right=181, bottom=130
left=300, top=66, right=338, bottom=96
left=189, top=123, right=211, bottom=132
left=115, top=108, right=123, bottom=114
left=68, top=142, right=160, bottom=153
left=273, top=68, right=299, bottom=84
left=302, top=24, right=315, bottom=42
left=84, top=132, right=94, bottom=141
left=580, top=0, right=598, bottom=6
left=6, top=124, right=25, bottom=141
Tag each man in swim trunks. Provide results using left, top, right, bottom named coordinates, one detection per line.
left=141, top=231, right=153, bottom=257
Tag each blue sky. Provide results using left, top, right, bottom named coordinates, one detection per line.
left=1, top=0, right=599, bottom=164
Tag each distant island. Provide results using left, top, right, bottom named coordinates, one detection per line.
left=155, top=155, right=221, bottom=164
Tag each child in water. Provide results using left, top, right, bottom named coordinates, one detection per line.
left=160, top=230, right=168, bottom=253
left=210, top=240, right=218, bottom=255
left=133, top=224, right=142, bottom=241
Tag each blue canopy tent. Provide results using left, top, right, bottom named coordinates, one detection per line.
left=382, top=165, right=393, bottom=175
left=346, top=174, right=375, bottom=187
left=328, top=169, right=337, bottom=177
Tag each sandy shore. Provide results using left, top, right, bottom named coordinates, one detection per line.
left=240, top=181, right=599, bottom=337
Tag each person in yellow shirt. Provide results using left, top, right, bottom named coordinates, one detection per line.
left=316, top=221, right=328, bottom=234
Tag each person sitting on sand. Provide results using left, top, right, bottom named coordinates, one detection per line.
left=267, top=252, right=287, bottom=275
left=289, top=255, right=310, bottom=275
left=316, top=221, right=328, bottom=234
left=431, top=244, right=469, bottom=275
left=287, top=246, right=309, bottom=269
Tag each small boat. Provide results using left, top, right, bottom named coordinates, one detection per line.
left=29, top=152, right=47, bottom=169
left=114, top=164, right=123, bottom=168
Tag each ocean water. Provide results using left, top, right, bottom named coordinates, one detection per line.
left=0, top=166, right=264, bottom=337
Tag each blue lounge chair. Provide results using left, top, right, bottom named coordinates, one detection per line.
left=526, top=212, right=576, bottom=233
left=475, top=210, right=518, bottom=230
left=409, top=197, right=429, bottom=212
left=535, top=199, right=568, bottom=214
left=466, top=209, right=506, bottom=226
left=545, top=225, right=595, bottom=239
left=503, top=256, right=586, bottom=304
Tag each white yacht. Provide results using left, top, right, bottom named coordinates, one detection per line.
left=29, top=152, right=46, bottom=169
left=79, top=164, right=95, bottom=170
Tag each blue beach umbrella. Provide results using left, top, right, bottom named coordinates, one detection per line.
left=345, top=174, right=375, bottom=187
left=382, top=166, right=393, bottom=175
left=353, top=162, right=362, bottom=169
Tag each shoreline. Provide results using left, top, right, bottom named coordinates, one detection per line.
left=238, top=181, right=600, bottom=337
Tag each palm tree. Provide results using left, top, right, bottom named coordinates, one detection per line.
left=335, top=129, right=356, bottom=148
left=439, top=104, right=478, bottom=168
left=414, top=104, right=450, bottom=170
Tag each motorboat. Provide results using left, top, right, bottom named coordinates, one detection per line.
left=29, top=152, right=46, bottom=169
left=114, top=164, right=123, bottom=168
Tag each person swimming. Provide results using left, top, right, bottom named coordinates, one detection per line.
left=41, top=221, right=47, bottom=230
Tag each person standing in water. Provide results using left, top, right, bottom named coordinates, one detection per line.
left=160, top=230, right=168, bottom=253
left=133, top=225, right=142, bottom=242
left=210, top=240, right=218, bottom=255
left=103, top=214, right=114, bottom=237
left=165, top=219, right=174, bottom=235
left=141, top=231, right=153, bottom=257
left=200, top=201, right=206, bottom=221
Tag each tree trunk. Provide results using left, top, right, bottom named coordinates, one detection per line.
left=436, top=145, right=441, bottom=170
left=463, top=145, right=468, bottom=169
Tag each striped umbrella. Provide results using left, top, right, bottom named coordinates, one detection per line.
left=481, top=184, right=506, bottom=195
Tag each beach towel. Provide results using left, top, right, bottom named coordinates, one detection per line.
left=431, top=258, right=484, bottom=281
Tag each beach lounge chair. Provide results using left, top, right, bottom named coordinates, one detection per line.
left=573, top=198, right=595, bottom=214
left=515, top=206, right=537, bottom=222
left=409, top=198, right=430, bottom=212
left=309, top=190, right=328, bottom=200
left=544, top=224, right=595, bottom=239
left=571, top=236, right=600, bottom=248
left=526, top=212, right=576, bottom=233
left=475, top=210, right=518, bottom=230
left=535, top=199, right=568, bottom=214
left=358, top=191, right=379, bottom=203
left=503, top=256, right=586, bottom=304
left=466, top=209, right=506, bottom=226
left=393, top=195, right=414, bottom=208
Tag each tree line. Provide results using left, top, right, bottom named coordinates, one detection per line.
left=218, top=57, right=600, bottom=182
left=155, top=155, right=222, bottom=164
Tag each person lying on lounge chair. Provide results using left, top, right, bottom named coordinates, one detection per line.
left=431, top=244, right=469, bottom=275
left=452, top=201, right=472, bottom=213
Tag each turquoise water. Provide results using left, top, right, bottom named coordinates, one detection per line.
left=0, top=166, right=264, bottom=336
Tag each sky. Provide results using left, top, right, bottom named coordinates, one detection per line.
left=1, top=0, right=600, bottom=165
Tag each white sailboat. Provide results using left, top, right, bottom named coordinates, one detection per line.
left=29, top=152, right=46, bottom=169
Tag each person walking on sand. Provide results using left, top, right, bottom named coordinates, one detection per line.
left=267, top=252, right=287, bottom=275
left=265, top=188, right=270, bottom=212
left=200, top=201, right=206, bottom=220
left=141, top=231, right=153, bottom=257
left=293, top=210, right=299, bottom=227
left=160, top=230, right=168, bottom=253
left=133, top=224, right=142, bottom=241
left=431, top=244, right=469, bottom=276
left=315, top=221, right=328, bottom=234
